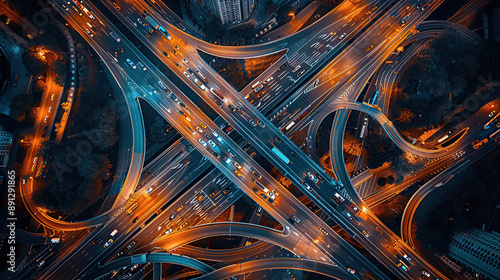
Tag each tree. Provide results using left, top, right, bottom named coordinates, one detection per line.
left=35, top=79, right=47, bottom=92
left=9, top=94, right=34, bottom=122
left=150, top=117, right=170, bottom=143
left=22, top=50, right=48, bottom=75
left=343, top=132, right=362, bottom=156
left=88, top=106, right=119, bottom=149
left=265, top=0, right=276, bottom=16
left=396, top=108, right=415, bottom=123
left=78, top=154, right=112, bottom=181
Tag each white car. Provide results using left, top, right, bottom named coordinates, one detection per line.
left=85, top=28, right=93, bottom=37
left=48, top=106, right=52, bottom=113
left=208, top=140, right=216, bottom=148
left=194, top=79, right=206, bottom=90
left=183, top=71, right=190, bottom=78
left=182, top=58, right=188, bottom=64
left=199, top=139, right=207, bottom=147
left=137, top=62, right=147, bottom=71
left=339, top=33, right=346, bottom=39
left=110, top=229, right=118, bottom=236
left=44, top=116, right=48, bottom=123
left=165, top=228, right=173, bottom=235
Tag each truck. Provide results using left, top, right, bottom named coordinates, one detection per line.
left=253, top=180, right=269, bottom=193
left=144, top=15, right=167, bottom=33
left=272, top=147, right=290, bottom=164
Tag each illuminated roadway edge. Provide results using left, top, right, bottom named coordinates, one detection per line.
left=172, top=242, right=275, bottom=262
left=133, top=222, right=295, bottom=256
left=87, top=253, right=215, bottom=279
left=192, top=258, right=354, bottom=280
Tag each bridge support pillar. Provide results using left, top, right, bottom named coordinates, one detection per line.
left=153, top=263, right=162, bottom=280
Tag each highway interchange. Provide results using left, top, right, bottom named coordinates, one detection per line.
left=13, top=0, right=498, bottom=279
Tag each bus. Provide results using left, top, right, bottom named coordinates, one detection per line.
left=253, top=180, right=269, bottom=193
left=126, top=202, right=139, bottom=215
left=272, top=147, right=290, bottom=164
left=210, top=88, right=225, bottom=101
left=437, top=134, right=449, bottom=143
left=109, top=32, right=121, bottom=42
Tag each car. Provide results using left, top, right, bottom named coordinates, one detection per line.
left=33, top=157, right=38, bottom=164
left=194, top=79, right=206, bottom=90
left=397, top=262, right=409, bottom=271
left=375, top=227, right=383, bottom=234
left=421, top=270, right=430, bottom=278
left=278, top=64, right=287, bottom=71
left=347, top=268, right=355, bottom=274
left=165, top=228, right=173, bottom=235
left=37, top=260, right=45, bottom=267
left=297, top=69, right=305, bottom=77
left=225, top=156, right=232, bottom=164
left=51, top=94, right=55, bottom=100
left=196, top=126, right=203, bottom=133
left=205, top=134, right=212, bottom=140
left=110, top=229, right=118, bottom=236
left=215, top=100, right=223, bottom=108
left=366, top=45, right=373, bottom=51
left=117, top=46, right=124, bottom=52
left=137, top=18, right=144, bottom=25
left=199, top=139, right=207, bottom=147
left=291, top=216, right=300, bottom=223
left=339, top=33, right=346, bottom=39
left=163, top=51, right=170, bottom=57
left=169, top=212, right=176, bottom=220
left=318, top=226, right=328, bottom=235
left=104, top=239, right=113, bottom=247
left=264, top=76, right=274, bottom=84
left=252, top=187, right=259, bottom=192
left=173, top=44, right=179, bottom=50
left=61, top=4, right=68, bottom=10
left=235, top=170, right=242, bottom=177
left=489, top=111, right=496, bottom=117
left=44, top=116, right=48, bottom=123
left=126, top=58, right=136, bottom=69
left=403, top=254, right=411, bottom=262
left=148, top=85, right=157, bottom=94
left=208, top=140, right=216, bottom=147
left=84, top=27, right=93, bottom=37
left=362, top=230, right=369, bottom=238
left=291, top=151, right=298, bottom=158
left=421, top=3, right=429, bottom=10
left=175, top=62, right=181, bottom=68
left=187, top=68, right=195, bottom=76
left=196, top=70, right=208, bottom=82
left=200, top=122, right=207, bottom=128
left=260, top=193, right=267, bottom=199
left=268, top=191, right=275, bottom=200
left=228, top=104, right=236, bottom=111
left=234, top=162, right=242, bottom=169
left=344, top=211, right=352, bottom=218
left=182, top=58, right=188, bottom=64
left=257, top=120, right=265, bottom=127
left=228, top=149, right=236, bottom=157
left=183, top=71, right=190, bottom=78
left=307, top=172, right=318, bottom=183
left=133, top=217, right=139, bottom=223
left=137, top=62, right=147, bottom=71
left=169, top=93, right=178, bottom=102
left=292, top=65, right=301, bottom=73
left=171, top=49, right=177, bottom=55
left=176, top=205, right=183, bottom=212
left=179, top=110, right=191, bottom=122
left=252, top=171, right=261, bottom=179
left=212, top=151, right=220, bottom=158
left=249, top=119, right=257, bottom=126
